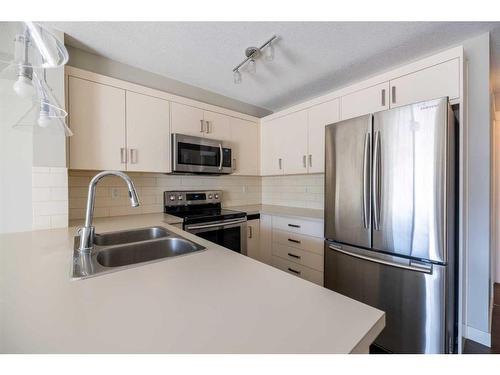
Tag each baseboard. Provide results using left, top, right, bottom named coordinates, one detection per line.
left=464, top=325, right=491, bottom=347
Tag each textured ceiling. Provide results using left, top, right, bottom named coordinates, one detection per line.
left=47, top=22, right=500, bottom=112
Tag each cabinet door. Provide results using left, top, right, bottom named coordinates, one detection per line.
left=230, top=117, right=260, bottom=175
left=246, top=219, right=260, bottom=260
left=341, top=82, right=389, bottom=120
left=171, top=102, right=204, bottom=137
left=261, top=118, right=284, bottom=176
left=307, top=99, right=340, bottom=173
left=126, top=92, right=171, bottom=173
left=259, top=214, right=272, bottom=264
left=68, top=77, right=126, bottom=170
left=281, top=110, right=309, bottom=175
left=389, top=58, right=460, bottom=108
left=203, top=110, right=231, bottom=141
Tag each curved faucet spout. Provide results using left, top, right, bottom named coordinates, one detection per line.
left=79, top=171, right=140, bottom=252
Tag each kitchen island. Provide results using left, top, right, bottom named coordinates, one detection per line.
left=0, top=213, right=384, bottom=353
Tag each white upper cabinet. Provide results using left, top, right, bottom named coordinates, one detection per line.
left=341, top=82, right=390, bottom=120
left=281, top=110, right=309, bottom=175
left=203, top=110, right=231, bottom=141
left=170, top=102, right=205, bottom=137
left=126, top=92, right=171, bottom=173
left=389, top=58, right=460, bottom=108
left=68, top=77, right=126, bottom=171
left=307, top=99, right=340, bottom=173
left=261, top=117, right=285, bottom=176
left=230, top=117, right=260, bottom=175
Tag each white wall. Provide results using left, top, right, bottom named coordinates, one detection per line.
left=0, top=23, right=33, bottom=233
left=462, top=32, right=492, bottom=344
left=493, top=91, right=500, bottom=284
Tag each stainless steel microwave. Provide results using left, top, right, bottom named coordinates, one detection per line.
left=171, top=133, right=233, bottom=174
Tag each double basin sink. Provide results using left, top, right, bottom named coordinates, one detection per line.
left=72, top=226, right=205, bottom=279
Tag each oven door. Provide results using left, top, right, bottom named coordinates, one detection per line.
left=185, top=219, right=247, bottom=255
left=172, top=134, right=233, bottom=174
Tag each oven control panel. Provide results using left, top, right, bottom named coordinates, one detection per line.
left=164, top=190, right=222, bottom=206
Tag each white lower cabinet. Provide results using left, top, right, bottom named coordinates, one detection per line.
left=246, top=219, right=260, bottom=260
left=257, top=213, right=324, bottom=286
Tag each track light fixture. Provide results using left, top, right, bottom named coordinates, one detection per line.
left=232, top=35, right=277, bottom=84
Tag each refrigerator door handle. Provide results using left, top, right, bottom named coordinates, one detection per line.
left=362, top=132, right=371, bottom=229
left=372, top=131, right=381, bottom=230
left=328, top=244, right=432, bottom=274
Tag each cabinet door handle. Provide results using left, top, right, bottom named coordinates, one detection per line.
left=287, top=267, right=301, bottom=275
left=200, top=119, right=205, bottom=133
left=120, top=148, right=127, bottom=164
left=391, top=86, right=396, bottom=104
left=206, top=121, right=211, bottom=133
left=130, top=148, right=138, bottom=164
left=303, top=155, right=307, bottom=168
left=278, top=158, right=282, bottom=170
left=288, top=238, right=301, bottom=244
left=233, top=158, right=237, bottom=171
left=288, top=223, right=300, bottom=228
left=287, top=253, right=301, bottom=259
left=381, top=89, right=386, bottom=106
left=248, top=226, right=253, bottom=239
left=308, top=154, right=312, bottom=168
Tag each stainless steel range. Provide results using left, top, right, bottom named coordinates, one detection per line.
left=164, top=190, right=247, bottom=254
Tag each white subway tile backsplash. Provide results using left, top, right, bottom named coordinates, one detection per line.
left=68, top=171, right=262, bottom=220
left=67, top=171, right=324, bottom=221
left=32, top=167, right=69, bottom=230
left=261, top=173, right=324, bottom=209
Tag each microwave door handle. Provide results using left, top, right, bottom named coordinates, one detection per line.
left=219, top=144, right=223, bottom=170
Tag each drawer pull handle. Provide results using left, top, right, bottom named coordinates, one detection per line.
left=287, top=238, right=301, bottom=244
left=287, top=267, right=301, bottom=275
left=287, top=253, right=301, bottom=259
left=288, top=224, right=300, bottom=228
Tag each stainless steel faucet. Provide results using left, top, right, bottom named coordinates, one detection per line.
left=78, top=171, right=140, bottom=252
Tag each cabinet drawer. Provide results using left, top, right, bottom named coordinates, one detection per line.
left=272, top=229, right=323, bottom=255
left=272, top=243, right=324, bottom=271
left=271, top=256, right=324, bottom=286
left=272, top=216, right=323, bottom=238
left=271, top=255, right=323, bottom=286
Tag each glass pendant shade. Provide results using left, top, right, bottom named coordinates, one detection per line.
left=233, top=70, right=242, bottom=84
left=264, top=42, right=274, bottom=61
left=0, top=22, right=68, bottom=69
left=247, top=59, right=256, bottom=74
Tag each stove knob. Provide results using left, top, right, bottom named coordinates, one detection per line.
left=169, top=195, right=175, bottom=201
left=214, top=193, right=219, bottom=200
left=178, top=195, right=183, bottom=201
left=208, top=194, right=212, bottom=199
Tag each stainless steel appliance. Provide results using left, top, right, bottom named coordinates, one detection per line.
left=171, top=134, right=233, bottom=174
left=324, top=97, right=457, bottom=354
left=164, top=190, right=247, bottom=254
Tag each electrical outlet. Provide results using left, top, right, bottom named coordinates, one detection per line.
left=111, top=188, right=120, bottom=199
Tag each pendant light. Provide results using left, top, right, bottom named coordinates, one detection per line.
left=0, top=22, right=71, bottom=136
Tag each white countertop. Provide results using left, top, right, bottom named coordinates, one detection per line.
left=227, top=204, right=324, bottom=221
left=0, top=213, right=383, bottom=353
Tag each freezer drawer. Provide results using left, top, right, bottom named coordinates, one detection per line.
left=325, top=242, right=454, bottom=353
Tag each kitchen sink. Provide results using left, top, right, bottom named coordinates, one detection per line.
left=97, top=237, right=205, bottom=267
left=72, top=226, right=205, bottom=279
left=93, top=226, right=169, bottom=246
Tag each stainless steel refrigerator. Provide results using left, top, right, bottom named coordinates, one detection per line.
left=324, top=97, right=456, bottom=354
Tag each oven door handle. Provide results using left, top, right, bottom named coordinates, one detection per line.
left=186, top=219, right=246, bottom=230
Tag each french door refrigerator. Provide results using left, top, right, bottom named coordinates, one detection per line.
left=324, top=97, right=456, bottom=354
